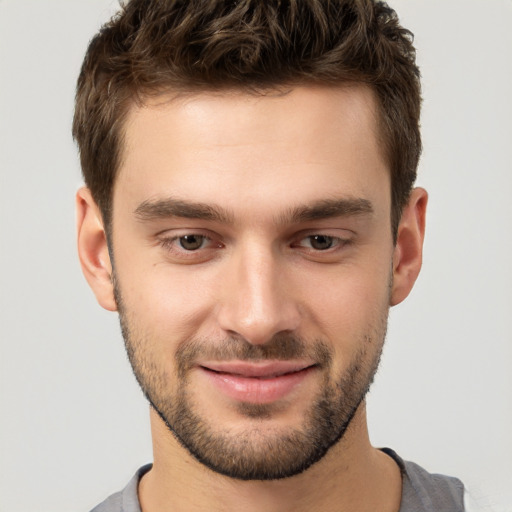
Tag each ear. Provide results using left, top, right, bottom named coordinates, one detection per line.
left=390, top=187, right=428, bottom=306
left=76, top=187, right=117, bottom=311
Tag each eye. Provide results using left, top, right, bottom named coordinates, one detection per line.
left=157, top=231, right=224, bottom=263
left=178, top=234, right=207, bottom=251
left=306, top=235, right=336, bottom=250
left=298, top=235, right=342, bottom=251
left=291, top=232, right=353, bottom=261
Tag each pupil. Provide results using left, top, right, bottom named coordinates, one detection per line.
left=180, top=235, right=203, bottom=250
left=311, top=235, right=333, bottom=250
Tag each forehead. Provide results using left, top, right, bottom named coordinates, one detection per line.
left=115, top=85, right=390, bottom=221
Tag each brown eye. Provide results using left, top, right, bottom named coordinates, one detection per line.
left=308, top=235, right=335, bottom=250
left=179, top=235, right=206, bottom=250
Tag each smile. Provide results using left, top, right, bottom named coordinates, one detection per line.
left=198, top=361, right=317, bottom=404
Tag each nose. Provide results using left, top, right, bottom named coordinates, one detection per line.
left=216, top=243, right=301, bottom=345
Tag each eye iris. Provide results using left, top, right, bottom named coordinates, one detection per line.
left=179, top=235, right=204, bottom=250
left=310, top=235, right=333, bottom=250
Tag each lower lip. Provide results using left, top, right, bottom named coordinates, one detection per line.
left=199, top=366, right=316, bottom=404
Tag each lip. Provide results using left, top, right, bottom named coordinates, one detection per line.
left=198, top=361, right=317, bottom=404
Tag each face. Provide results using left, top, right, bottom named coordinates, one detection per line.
left=109, top=86, right=396, bottom=479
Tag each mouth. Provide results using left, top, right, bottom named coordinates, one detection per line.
left=198, top=361, right=317, bottom=404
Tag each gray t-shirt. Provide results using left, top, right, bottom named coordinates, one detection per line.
left=90, top=449, right=465, bottom=512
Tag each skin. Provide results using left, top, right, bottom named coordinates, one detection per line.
left=77, top=85, right=427, bottom=512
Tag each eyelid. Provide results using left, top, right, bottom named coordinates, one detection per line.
left=289, top=230, right=355, bottom=262
left=156, top=226, right=217, bottom=239
left=296, top=235, right=344, bottom=249
left=292, top=227, right=354, bottom=243
left=157, top=229, right=224, bottom=261
left=154, top=227, right=354, bottom=263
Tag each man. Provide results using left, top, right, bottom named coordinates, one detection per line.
left=73, top=1, right=469, bottom=510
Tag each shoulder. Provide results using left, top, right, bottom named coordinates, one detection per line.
left=381, top=448, right=465, bottom=512
left=402, top=459, right=465, bottom=511
left=90, top=491, right=122, bottom=512
left=89, top=464, right=152, bottom=512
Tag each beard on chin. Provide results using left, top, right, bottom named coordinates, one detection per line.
left=115, top=283, right=387, bottom=481
left=152, top=344, right=378, bottom=481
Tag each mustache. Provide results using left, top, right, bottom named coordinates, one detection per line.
left=175, top=334, right=332, bottom=376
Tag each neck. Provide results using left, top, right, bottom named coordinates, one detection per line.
left=139, top=403, right=402, bottom=512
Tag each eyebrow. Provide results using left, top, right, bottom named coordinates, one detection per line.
left=134, top=198, right=234, bottom=223
left=134, top=196, right=373, bottom=224
left=279, top=198, right=374, bottom=224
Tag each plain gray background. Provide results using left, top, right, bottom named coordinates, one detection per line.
left=1, top=1, right=511, bottom=510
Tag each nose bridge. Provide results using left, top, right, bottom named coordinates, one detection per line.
left=217, top=239, right=300, bottom=344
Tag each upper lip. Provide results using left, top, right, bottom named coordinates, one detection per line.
left=199, top=361, right=315, bottom=378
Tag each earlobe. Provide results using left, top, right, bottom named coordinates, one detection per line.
left=76, top=187, right=117, bottom=312
left=390, top=187, right=428, bottom=306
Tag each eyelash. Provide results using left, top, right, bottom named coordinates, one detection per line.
left=158, top=233, right=221, bottom=258
left=157, top=232, right=352, bottom=261
left=293, top=234, right=350, bottom=251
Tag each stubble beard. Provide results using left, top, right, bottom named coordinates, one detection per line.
left=114, top=283, right=388, bottom=481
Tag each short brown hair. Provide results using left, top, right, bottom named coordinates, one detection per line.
left=73, top=0, right=421, bottom=237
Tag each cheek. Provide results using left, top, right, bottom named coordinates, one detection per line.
left=302, top=255, right=391, bottom=320
left=299, top=260, right=391, bottom=364
left=117, top=257, right=219, bottom=342
left=116, top=270, right=213, bottom=385
left=309, top=280, right=388, bottom=335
